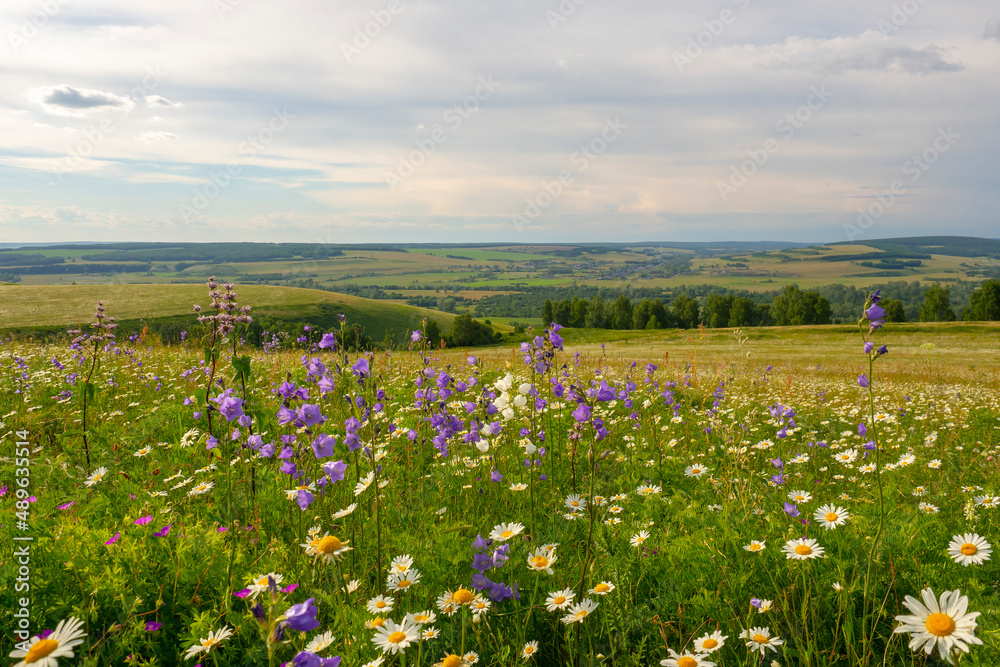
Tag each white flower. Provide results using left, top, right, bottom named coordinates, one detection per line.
left=306, top=630, right=337, bottom=654
left=814, top=504, right=848, bottom=530
left=692, top=630, right=727, bottom=653
left=9, top=616, right=86, bottom=667
left=660, top=649, right=716, bottom=666
left=946, top=533, right=992, bottom=566
left=739, top=627, right=783, bottom=656
left=893, top=588, right=982, bottom=664
left=782, top=538, right=824, bottom=560
left=183, top=626, right=234, bottom=660
left=372, top=618, right=419, bottom=655
left=561, top=598, right=599, bottom=624
left=489, top=522, right=524, bottom=542
left=84, top=466, right=108, bottom=487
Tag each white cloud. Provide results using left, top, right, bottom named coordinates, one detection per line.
left=137, top=130, right=178, bottom=142
left=144, top=94, right=184, bottom=108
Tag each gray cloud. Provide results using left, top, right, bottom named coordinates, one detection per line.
left=27, top=85, right=134, bottom=117
left=985, top=19, right=1000, bottom=41
left=756, top=36, right=963, bottom=75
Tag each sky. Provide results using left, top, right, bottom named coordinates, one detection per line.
left=1, top=0, right=998, bottom=245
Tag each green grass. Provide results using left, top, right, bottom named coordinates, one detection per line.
left=0, top=284, right=456, bottom=338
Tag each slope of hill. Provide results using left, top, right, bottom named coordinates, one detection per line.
left=0, top=284, right=456, bottom=341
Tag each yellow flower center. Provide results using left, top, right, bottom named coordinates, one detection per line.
left=256, top=577, right=269, bottom=586
left=795, top=544, right=813, bottom=556
left=24, top=639, right=59, bottom=664
left=702, top=638, right=718, bottom=649
left=925, top=612, right=956, bottom=637
left=453, top=588, right=474, bottom=604
left=375, top=600, right=387, bottom=609
left=677, top=657, right=698, bottom=667
left=396, top=579, right=412, bottom=588
left=94, top=474, right=103, bottom=481
left=317, top=536, right=342, bottom=554
left=524, top=646, right=535, bottom=654
left=825, top=512, right=839, bottom=522
left=501, top=530, right=513, bottom=538
left=960, top=543, right=978, bottom=556
left=749, top=544, right=761, bottom=551
left=441, top=656, right=463, bottom=667
left=388, top=631, right=407, bottom=644
left=371, top=617, right=386, bottom=628
left=575, top=609, right=588, bottom=618
left=570, top=501, right=580, bottom=506
left=594, top=583, right=611, bottom=593
left=201, top=638, right=218, bottom=648
left=794, top=495, right=805, bottom=501
left=753, top=634, right=769, bottom=644
left=414, top=614, right=428, bottom=622
left=553, top=595, right=566, bottom=605
left=532, top=556, right=549, bottom=569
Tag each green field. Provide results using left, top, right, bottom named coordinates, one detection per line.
left=2, top=238, right=998, bottom=325
left=0, top=284, right=457, bottom=341
left=0, top=315, right=997, bottom=666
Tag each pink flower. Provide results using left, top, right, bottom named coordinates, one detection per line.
left=105, top=532, right=120, bottom=545
left=134, top=515, right=153, bottom=526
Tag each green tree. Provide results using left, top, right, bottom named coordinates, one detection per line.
left=728, top=296, right=758, bottom=327
left=585, top=296, right=606, bottom=328
left=424, top=319, right=443, bottom=348
left=541, top=299, right=554, bottom=325
left=882, top=298, right=907, bottom=323
left=919, top=284, right=956, bottom=322
left=553, top=299, right=573, bottom=327
left=770, top=285, right=832, bottom=325
left=964, top=279, right=1000, bottom=320
left=650, top=299, right=671, bottom=329
left=672, top=295, right=700, bottom=329
left=449, top=313, right=495, bottom=347
left=703, top=294, right=733, bottom=328
left=632, top=299, right=654, bottom=329
left=610, top=295, right=633, bottom=330
left=571, top=298, right=590, bottom=328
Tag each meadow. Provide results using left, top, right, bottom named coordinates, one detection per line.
left=1, top=283, right=998, bottom=667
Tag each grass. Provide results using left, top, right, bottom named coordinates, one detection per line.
left=0, top=284, right=457, bottom=338
left=0, top=317, right=997, bottom=666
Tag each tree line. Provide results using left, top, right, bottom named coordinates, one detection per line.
left=541, top=280, right=1000, bottom=329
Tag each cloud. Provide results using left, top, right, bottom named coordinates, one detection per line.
left=985, top=19, right=1000, bottom=41
left=144, top=95, right=184, bottom=108
left=27, top=85, right=135, bottom=117
left=137, top=131, right=178, bottom=142
left=754, top=32, right=963, bottom=74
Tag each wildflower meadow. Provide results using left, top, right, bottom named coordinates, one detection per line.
left=2, top=282, right=998, bottom=667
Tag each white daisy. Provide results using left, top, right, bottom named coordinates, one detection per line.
left=9, top=616, right=87, bottom=667
left=893, top=588, right=982, bottom=664
left=306, top=630, right=337, bottom=654
left=659, top=649, right=716, bottom=666
left=545, top=588, right=576, bottom=611
left=739, top=627, right=783, bottom=656
left=372, top=618, right=419, bottom=655
left=183, top=626, right=233, bottom=660
left=561, top=598, right=599, bottom=624
left=946, top=533, right=992, bottom=566
left=814, top=504, right=849, bottom=530
left=692, top=630, right=727, bottom=653
left=84, top=466, right=108, bottom=487
left=782, top=538, right=825, bottom=560
left=488, top=522, right=524, bottom=542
